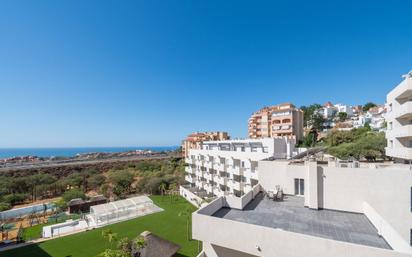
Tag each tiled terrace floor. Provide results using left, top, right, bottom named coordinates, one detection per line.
left=212, top=193, right=391, bottom=249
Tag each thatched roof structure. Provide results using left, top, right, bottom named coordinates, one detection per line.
left=139, top=231, right=181, bottom=257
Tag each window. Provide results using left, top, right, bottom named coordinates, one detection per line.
left=390, top=140, right=393, bottom=148
left=294, top=178, right=304, bottom=195
left=389, top=122, right=393, bottom=130
left=410, top=229, right=412, bottom=246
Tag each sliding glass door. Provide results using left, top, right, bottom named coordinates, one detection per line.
left=294, top=178, right=304, bottom=196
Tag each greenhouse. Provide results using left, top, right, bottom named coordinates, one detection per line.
left=88, top=195, right=162, bottom=227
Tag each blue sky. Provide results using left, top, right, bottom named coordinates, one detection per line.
left=0, top=0, right=411, bottom=147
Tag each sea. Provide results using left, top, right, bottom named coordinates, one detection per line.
left=0, top=146, right=178, bottom=159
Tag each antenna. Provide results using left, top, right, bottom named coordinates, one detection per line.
left=402, top=70, right=412, bottom=79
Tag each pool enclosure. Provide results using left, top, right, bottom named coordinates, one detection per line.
left=88, top=195, right=160, bottom=226
left=0, top=202, right=54, bottom=221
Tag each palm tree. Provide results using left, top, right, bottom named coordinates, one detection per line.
left=102, top=229, right=118, bottom=247
left=169, top=183, right=178, bottom=203
left=178, top=206, right=192, bottom=241
left=132, top=236, right=146, bottom=257
left=158, top=182, right=166, bottom=197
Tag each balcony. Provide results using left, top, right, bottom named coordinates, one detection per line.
left=185, top=175, right=196, bottom=184
left=195, top=169, right=204, bottom=177
left=385, top=146, right=412, bottom=160
left=185, top=158, right=195, bottom=165
left=195, top=160, right=205, bottom=167
left=217, top=177, right=228, bottom=185
left=185, top=166, right=196, bottom=174
left=204, top=161, right=214, bottom=169
left=389, top=101, right=412, bottom=120
left=386, top=124, right=412, bottom=138
left=231, top=181, right=244, bottom=191
left=215, top=163, right=227, bottom=172
left=195, top=180, right=205, bottom=188
left=227, top=165, right=245, bottom=176
left=204, top=173, right=212, bottom=181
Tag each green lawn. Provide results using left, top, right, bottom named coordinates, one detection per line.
left=0, top=196, right=199, bottom=257
left=22, top=222, right=55, bottom=242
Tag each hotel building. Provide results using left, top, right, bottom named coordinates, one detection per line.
left=248, top=103, right=304, bottom=142
left=193, top=160, right=412, bottom=257
left=386, top=71, right=412, bottom=162
left=182, top=131, right=230, bottom=157
left=184, top=138, right=298, bottom=198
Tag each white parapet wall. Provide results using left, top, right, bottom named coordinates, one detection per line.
left=223, top=184, right=262, bottom=210
left=363, top=202, right=412, bottom=254
left=193, top=204, right=412, bottom=257
left=180, top=185, right=208, bottom=208
left=42, top=219, right=89, bottom=238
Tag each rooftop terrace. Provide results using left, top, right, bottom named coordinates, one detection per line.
left=212, top=193, right=391, bottom=250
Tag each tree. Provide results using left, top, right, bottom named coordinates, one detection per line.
left=178, top=206, right=193, bottom=241
left=102, top=229, right=118, bottom=248
left=98, top=249, right=129, bottom=257
left=2, top=193, right=28, bottom=205
left=337, top=112, right=348, bottom=122
left=100, top=184, right=111, bottom=198
left=65, top=173, right=83, bottom=189
left=62, top=189, right=86, bottom=203
left=132, top=236, right=147, bottom=257
left=300, top=104, right=322, bottom=127
left=98, top=234, right=146, bottom=257
left=362, top=102, right=377, bottom=112
left=117, top=237, right=132, bottom=254
left=109, top=170, right=134, bottom=198
left=143, top=177, right=163, bottom=194
left=168, top=182, right=178, bottom=202
left=327, top=131, right=386, bottom=161
left=54, top=198, right=67, bottom=212
left=158, top=182, right=166, bottom=196
left=0, top=202, right=11, bottom=211
left=88, top=174, right=107, bottom=190
left=309, top=113, right=325, bottom=131
left=302, top=128, right=318, bottom=147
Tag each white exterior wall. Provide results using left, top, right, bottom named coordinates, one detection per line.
left=335, top=104, right=354, bottom=117
left=184, top=138, right=295, bottom=197
left=386, top=71, right=412, bottom=161
left=257, top=161, right=412, bottom=254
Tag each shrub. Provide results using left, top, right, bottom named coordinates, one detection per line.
left=62, top=189, right=86, bottom=203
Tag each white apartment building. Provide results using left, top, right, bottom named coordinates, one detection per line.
left=184, top=138, right=298, bottom=198
left=334, top=103, right=354, bottom=117
left=193, top=160, right=412, bottom=257
left=386, top=70, right=412, bottom=162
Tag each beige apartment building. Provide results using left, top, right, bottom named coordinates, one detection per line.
left=248, top=103, right=304, bottom=141
left=181, top=131, right=229, bottom=157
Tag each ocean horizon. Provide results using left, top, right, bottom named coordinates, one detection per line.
left=0, top=146, right=179, bottom=159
